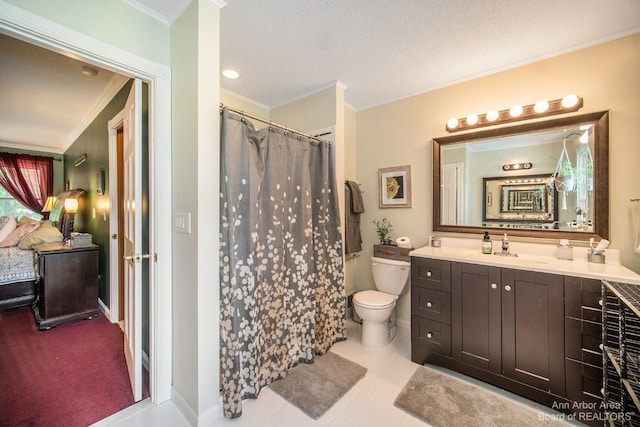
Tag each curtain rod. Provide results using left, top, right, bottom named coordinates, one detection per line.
left=220, top=103, right=331, bottom=144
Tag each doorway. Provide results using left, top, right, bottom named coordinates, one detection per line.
left=0, top=3, right=173, bottom=405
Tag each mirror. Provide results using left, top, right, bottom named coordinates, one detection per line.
left=433, top=111, right=609, bottom=240
left=483, top=174, right=557, bottom=226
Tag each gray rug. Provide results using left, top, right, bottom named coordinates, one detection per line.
left=395, top=366, right=570, bottom=426
left=269, top=351, right=367, bottom=419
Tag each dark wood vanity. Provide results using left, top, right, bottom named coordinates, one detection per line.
left=411, top=256, right=603, bottom=422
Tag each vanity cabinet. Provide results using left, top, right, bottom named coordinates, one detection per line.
left=450, top=263, right=565, bottom=395
left=411, top=257, right=452, bottom=362
left=411, top=256, right=604, bottom=417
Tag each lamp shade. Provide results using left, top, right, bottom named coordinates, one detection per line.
left=41, top=196, right=57, bottom=213
left=64, top=198, right=79, bottom=214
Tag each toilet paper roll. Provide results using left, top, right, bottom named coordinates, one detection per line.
left=396, top=236, right=411, bottom=248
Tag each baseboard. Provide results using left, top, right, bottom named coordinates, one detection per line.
left=171, top=386, right=197, bottom=426
left=171, top=386, right=222, bottom=427
left=97, top=298, right=111, bottom=320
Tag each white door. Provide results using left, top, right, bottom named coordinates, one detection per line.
left=441, top=162, right=465, bottom=225
left=122, top=79, right=143, bottom=401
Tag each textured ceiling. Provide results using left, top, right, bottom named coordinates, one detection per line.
left=217, top=0, right=640, bottom=110
left=2, top=0, right=639, bottom=153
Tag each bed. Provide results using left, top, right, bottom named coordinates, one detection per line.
left=0, top=189, right=84, bottom=312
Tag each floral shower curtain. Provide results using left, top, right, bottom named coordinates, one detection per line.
left=219, top=108, right=345, bottom=418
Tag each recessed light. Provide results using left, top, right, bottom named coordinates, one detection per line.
left=80, top=65, right=99, bottom=77
left=222, top=69, right=239, bottom=79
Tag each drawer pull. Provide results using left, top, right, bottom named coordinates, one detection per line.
left=427, top=271, right=432, bottom=277
left=426, top=302, right=432, bottom=308
left=504, top=285, right=512, bottom=292
left=426, top=332, right=433, bottom=339
left=491, top=283, right=498, bottom=289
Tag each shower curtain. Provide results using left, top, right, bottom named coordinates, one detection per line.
left=219, top=108, right=346, bottom=418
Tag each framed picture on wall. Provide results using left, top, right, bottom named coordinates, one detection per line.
left=379, top=165, right=412, bottom=208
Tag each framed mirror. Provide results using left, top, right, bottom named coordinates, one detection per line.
left=433, top=111, right=609, bottom=240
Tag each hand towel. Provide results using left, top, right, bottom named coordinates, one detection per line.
left=346, top=181, right=364, bottom=213
left=344, top=182, right=363, bottom=254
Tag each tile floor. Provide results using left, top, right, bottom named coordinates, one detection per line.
left=96, top=319, right=574, bottom=427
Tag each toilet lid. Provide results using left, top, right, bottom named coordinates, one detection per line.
left=353, top=290, right=395, bottom=309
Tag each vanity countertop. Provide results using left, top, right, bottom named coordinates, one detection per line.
left=410, top=244, right=640, bottom=285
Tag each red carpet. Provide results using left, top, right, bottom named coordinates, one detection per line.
left=0, top=307, right=142, bottom=427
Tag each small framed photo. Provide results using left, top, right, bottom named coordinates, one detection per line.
left=379, top=165, right=412, bottom=208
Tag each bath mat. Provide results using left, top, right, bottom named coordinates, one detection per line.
left=269, top=351, right=367, bottom=419
left=394, top=366, right=570, bottom=426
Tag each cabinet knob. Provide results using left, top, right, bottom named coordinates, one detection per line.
left=426, top=302, right=432, bottom=308
left=427, top=271, right=432, bottom=277
left=598, top=299, right=603, bottom=306
left=426, top=332, right=433, bottom=339
left=504, top=285, right=512, bottom=292
left=599, top=344, right=604, bottom=351
left=491, top=283, right=498, bottom=289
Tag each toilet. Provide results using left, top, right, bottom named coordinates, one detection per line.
left=353, top=256, right=410, bottom=349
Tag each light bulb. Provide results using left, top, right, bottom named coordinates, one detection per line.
left=509, top=105, right=523, bottom=117
left=534, top=100, right=549, bottom=113
left=447, top=117, right=459, bottom=129
left=466, top=114, right=478, bottom=125
left=486, top=110, right=499, bottom=121
left=561, top=94, right=579, bottom=108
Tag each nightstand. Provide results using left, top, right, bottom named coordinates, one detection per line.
left=32, top=243, right=99, bottom=330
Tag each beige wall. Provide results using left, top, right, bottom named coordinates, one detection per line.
left=357, top=33, right=640, bottom=324
left=171, top=0, right=221, bottom=421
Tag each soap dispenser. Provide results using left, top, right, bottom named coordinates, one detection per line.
left=501, top=233, right=509, bottom=254
left=482, top=232, right=492, bottom=254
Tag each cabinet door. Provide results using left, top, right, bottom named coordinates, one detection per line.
left=451, top=262, right=502, bottom=373
left=502, top=268, right=565, bottom=395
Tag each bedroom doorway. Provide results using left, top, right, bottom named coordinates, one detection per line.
left=1, top=2, right=173, bottom=407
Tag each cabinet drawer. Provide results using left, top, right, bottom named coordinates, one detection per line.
left=411, top=258, right=451, bottom=292
left=411, top=316, right=451, bottom=357
left=412, top=287, right=451, bottom=324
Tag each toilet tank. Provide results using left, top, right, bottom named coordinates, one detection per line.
left=371, top=256, right=410, bottom=295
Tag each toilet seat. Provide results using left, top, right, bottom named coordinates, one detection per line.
left=353, top=290, right=395, bottom=310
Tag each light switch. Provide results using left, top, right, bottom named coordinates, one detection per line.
left=175, top=212, right=191, bottom=234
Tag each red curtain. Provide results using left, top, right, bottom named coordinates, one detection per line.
left=0, top=152, right=54, bottom=214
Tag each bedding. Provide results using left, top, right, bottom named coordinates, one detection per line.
left=0, top=189, right=85, bottom=311
left=0, top=247, right=38, bottom=286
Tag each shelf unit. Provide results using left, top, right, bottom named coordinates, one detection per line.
left=602, top=280, right=640, bottom=426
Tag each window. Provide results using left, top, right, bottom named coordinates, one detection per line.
left=0, top=185, right=42, bottom=220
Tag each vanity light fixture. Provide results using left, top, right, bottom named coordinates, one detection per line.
left=445, top=94, right=584, bottom=133
left=502, top=162, right=532, bottom=171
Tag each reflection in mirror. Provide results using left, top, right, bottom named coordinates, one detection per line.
left=483, top=174, right=558, bottom=228
left=433, top=111, right=609, bottom=241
